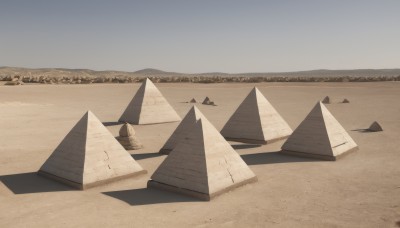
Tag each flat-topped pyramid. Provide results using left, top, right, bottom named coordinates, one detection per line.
left=39, top=111, right=146, bottom=189
left=221, top=87, right=293, bottom=144
left=148, top=117, right=257, bottom=201
left=281, top=102, right=358, bottom=160
left=159, top=106, right=206, bottom=155
left=119, top=78, right=181, bottom=124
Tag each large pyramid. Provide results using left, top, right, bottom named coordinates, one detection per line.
left=38, top=111, right=146, bottom=189
left=148, top=116, right=257, bottom=201
left=221, top=87, right=293, bottom=144
left=159, top=106, right=206, bottom=155
left=119, top=78, right=181, bottom=124
left=281, top=102, right=358, bottom=160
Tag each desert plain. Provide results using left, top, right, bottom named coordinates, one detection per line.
left=0, top=82, right=399, bottom=227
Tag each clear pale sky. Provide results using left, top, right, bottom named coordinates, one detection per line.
left=0, top=0, right=399, bottom=73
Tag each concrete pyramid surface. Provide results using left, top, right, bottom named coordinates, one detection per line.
left=119, top=78, right=181, bottom=124
left=159, top=106, right=206, bottom=155
left=281, top=102, right=358, bottom=160
left=221, top=87, right=293, bottom=144
left=39, top=111, right=146, bottom=189
left=149, top=117, right=257, bottom=201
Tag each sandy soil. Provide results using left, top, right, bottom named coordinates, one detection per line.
left=0, top=82, right=399, bottom=227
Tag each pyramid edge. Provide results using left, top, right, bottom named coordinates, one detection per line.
left=281, top=146, right=358, bottom=161
left=224, top=134, right=290, bottom=145
left=147, top=175, right=258, bottom=201
left=38, top=169, right=147, bottom=190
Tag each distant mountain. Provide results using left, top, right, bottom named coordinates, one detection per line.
left=0, top=66, right=399, bottom=78
left=133, top=68, right=178, bottom=75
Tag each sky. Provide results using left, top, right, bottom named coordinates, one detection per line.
left=0, top=0, right=399, bottom=73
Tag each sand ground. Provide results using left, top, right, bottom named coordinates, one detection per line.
left=0, top=82, right=399, bottom=227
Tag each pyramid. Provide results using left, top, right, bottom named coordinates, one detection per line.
left=116, top=123, right=143, bottom=150
left=368, top=121, right=383, bottom=132
left=159, top=106, right=206, bottom=155
left=281, top=102, right=358, bottom=160
left=221, top=87, right=293, bottom=144
left=322, top=96, right=330, bottom=104
left=190, top=98, right=197, bottom=103
left=148, top=117, right=257, bottom=201
left=38, top=111, right=146, bottom=189
left=202, top=97, right=211, bottom=104
left=119, top=78, right=181, bottom=124
left=342, top=98, right=350, bottom=103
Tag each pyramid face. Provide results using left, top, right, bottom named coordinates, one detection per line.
left=159, top=106, right=206, bottom=154
left=150, top=117, right=257, bottom=200
left=39, top=111, right=145, bottom=189
left=281, top=102, right=358, bottom=160
left=119, top=78, right=181, bottom=124
left=221, top=87, right=292, bottom=144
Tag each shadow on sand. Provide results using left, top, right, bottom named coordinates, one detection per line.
left=102, top=121, right=123, bottom=126
left=132, top=152, right=164, bottom=160
left=240, top=151, right=321, bottom=166
left=0, top=172, right=73, bottom=194
left=103, top=187, right=199, bottom=206
left=351, top=128, right=375, bottom=133
left=232, top=144, right=262, bottom=150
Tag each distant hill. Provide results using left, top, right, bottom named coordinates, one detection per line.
left=133, top=68, right=179, bottom=75
left=0, top=66, right=399, bottom=78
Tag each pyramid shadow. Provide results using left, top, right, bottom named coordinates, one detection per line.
left=351, top=128, right=374, bottom=133
left=132, top=152, right=164, bottom=160
left=232, top=144, right=262, bottom=150
left=103, top=187, right=199, bottom=206
left=0, top=172, right=74, bottom=194
left=241, top=151, right=321, bottom=165
left=102, top=121, right=122, bottom=126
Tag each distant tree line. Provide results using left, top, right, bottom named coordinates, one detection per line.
left=1, top=74, right=400, bottom=85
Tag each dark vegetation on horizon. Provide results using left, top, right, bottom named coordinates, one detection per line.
left=1, top=67, right=399, bottom=84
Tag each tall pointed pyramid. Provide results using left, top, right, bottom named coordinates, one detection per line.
left=221, top=87, right=293, bottom=144
left=119, top=78, right=181, bottom=124
left=148, top=117, right=257, bottom=201
left=281, top=102, right=358, bottom=160
left=159, top=105, right=206, bottom=155
left=38, top=111, right=146, bottom=189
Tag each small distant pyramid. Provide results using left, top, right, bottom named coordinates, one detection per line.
left=321, top=96, right=330, bottom=104
left=202, top=97, right=211, bottom=104
left=190, top=98, right=197, bottom=103
left=159, top=106, right=206, bottom=154
left=368, top=121, right=383, bottom=132
left=119, top=78, right=181, bottom=124
left=149, top=117, right=257, bottom=201
left=221, top=87, right=293, bottom=144
left=116, top=123, right=143, bottom=150
left=342, top=98, right=350, bottom=103
left=281, top=102, right=358, bottom=160
left=39, top=111, right=146, bottom=189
